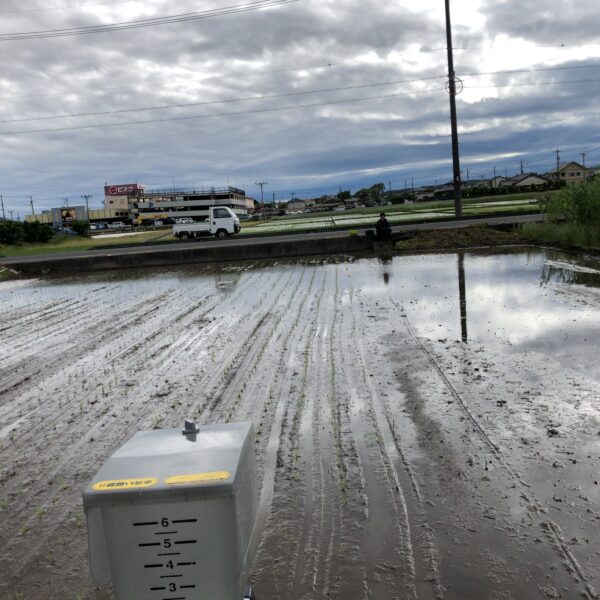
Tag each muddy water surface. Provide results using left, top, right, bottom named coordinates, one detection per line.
left=1, top=249, right=599, bottom=600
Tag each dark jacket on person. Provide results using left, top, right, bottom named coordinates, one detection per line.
left=375, top=217, right=392, bottom=239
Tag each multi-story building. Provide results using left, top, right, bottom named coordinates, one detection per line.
left=104, top=183, right=146, bottom=210
left=131, top=186, right=248, bottom=225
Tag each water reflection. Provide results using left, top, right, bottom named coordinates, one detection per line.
left=458, top=251, right=468, bottom=343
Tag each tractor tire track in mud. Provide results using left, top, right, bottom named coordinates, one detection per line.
left=2, top=253, right=600, bottom=600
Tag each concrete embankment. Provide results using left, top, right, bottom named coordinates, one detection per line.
left=4, top=232, right=388, bottom=275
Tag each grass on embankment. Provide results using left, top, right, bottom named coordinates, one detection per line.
left=396, top=227, right=531, bottom=252
left=518, top=181, right=600, bottom=252
left=0, top=230, right=172, bottom=257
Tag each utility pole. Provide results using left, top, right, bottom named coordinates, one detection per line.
left=81, top=194, right=93, bottom=220
left=445, top=0, right=462, bottom=218
left=493, top=165, right=496, bottom=178
left=29, top=196, right=35, bottom=216
left=272, top=191, right=275, bottom=203
left=255, top=181, right=267, bottom=206
left=411, top=176, right=414, bottom=192
left=520, top=160, right=524, bottom=174
left=0, top=195, right=5, bottom=220
left=580, top=152, right=587, bottom=181
left=556, top=149, right=561, bottom=188
left=63, top=196, right=69, bottom=207
left=9, top=210, right=14, bottom=221
left=466, top=167, right=470, bottom=182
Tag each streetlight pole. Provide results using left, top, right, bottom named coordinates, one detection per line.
left=445, top=0, right=462, bottom=218
left=81, top=194, right=93, bottom=220
left=0, top=195, right=5, bottom=220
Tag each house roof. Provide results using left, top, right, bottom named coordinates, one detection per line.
left=559, top=161, right=585, bottom=171
left=503, top=172, right=550, bottom=185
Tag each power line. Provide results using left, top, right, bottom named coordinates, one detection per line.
left=464, top=77, right=600, bottom=90
left=3, top=62, right=599, bottom=125
left=0, top=87, right=445, bottom=136
left=0, top=0, right=137, bottom=14
left=0, top=0, right=299, bottom=41
left=0, top=74, right=447, bottom=124
left=459, top=63, right=600, bottom=77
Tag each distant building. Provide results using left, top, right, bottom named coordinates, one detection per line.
left=554, top=162, right=590, bottom=185
left=104, top=183, right=146, bottom=210
left=287, top=199, right=306, bottom=212
left=132, top=186, right=248, bottom=224
left=499, top=173, right=550, bottom=189
left=490, top=176, right=507, bottom=188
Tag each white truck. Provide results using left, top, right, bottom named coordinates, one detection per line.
left=172, top=206, right=241, bottom=240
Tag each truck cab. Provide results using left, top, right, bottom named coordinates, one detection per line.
left=173, top=206, right=241, bottom=240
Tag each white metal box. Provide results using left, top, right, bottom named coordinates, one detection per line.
left=83, top=421, right=257, bottom=600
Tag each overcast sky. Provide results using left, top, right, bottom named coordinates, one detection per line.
left=1, top=0, right=599, bottom=215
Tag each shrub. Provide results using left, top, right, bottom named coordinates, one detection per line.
left=0, top=221, right=24, bottom=245
left=543, top=180, right=600, bottom=226
left=22, top=221, right=54, bottom=243
left=70, top=220, right=90, bottom=237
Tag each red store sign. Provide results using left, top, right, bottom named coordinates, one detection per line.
left=104, top=184, right=145, bottom=196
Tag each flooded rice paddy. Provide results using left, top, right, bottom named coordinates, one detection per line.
left=1, top=248, right=600, bottom=599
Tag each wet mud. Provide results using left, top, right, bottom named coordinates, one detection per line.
left=1, top=249, right=600, bottom=599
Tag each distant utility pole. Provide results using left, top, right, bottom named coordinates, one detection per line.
left=388, top=180, right=392, bottom=199
left=555, top=149, right=561, bottom=187
left=9, top=210, right=14, bottom=221
left=0, top=195, right=5, bottom=220
left=445, top=0, right=462, bottom=218
left=81, top=193, right=93, bottom=219
left=63, top=196, right=69, bottom=207
left=493, top=165, right=496, bottom=178
left=520, top=160, right=524, bottom=174
left=580, top=152, right=587, bottom=181
left=29, top=196, right=35, bottom=216
left=466, top=167, right=470, bottom=182
left=272, top=191, right=275, bottom=203
left=411, top=176, right=414, bottom=192
left=255, top=181, right=268, bottom=205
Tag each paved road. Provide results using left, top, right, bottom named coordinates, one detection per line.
left=0, top=213, right=542, bottom=265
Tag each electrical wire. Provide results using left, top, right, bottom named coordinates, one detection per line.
left=464, top=78, right=600, bottom=90
left=0, top=0, right=137, bottom=14
left=0, top=87, right=445, bottom=136
left=0, top=0, right=298, bottom=40
left=459, top=63, right=600, bottom=77
left=0, top=75, right=447, bottom=124
left=2, top=65, right=597, bottom=126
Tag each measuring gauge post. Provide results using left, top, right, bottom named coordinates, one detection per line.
left=82, top=421, right=257, bottom=600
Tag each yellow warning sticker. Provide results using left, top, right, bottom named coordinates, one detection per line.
left=92, top=478, right=159, bottom=492
left=165, top=471, right=232, bottom=486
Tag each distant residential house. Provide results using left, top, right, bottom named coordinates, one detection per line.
left=490, top=176, right=508, bottom=188
left=287, top=199, right=306, bottom=212
left=554, top=161, right=590, bottom=185
left=499, top=172, right=550, bottom=189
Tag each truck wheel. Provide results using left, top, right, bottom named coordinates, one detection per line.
left=215, top=229, right=228, bottom=239
left=179, top=232, right=189, bottom=241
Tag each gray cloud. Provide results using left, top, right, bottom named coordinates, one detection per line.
left=0, top=0, right=598, bottom=216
